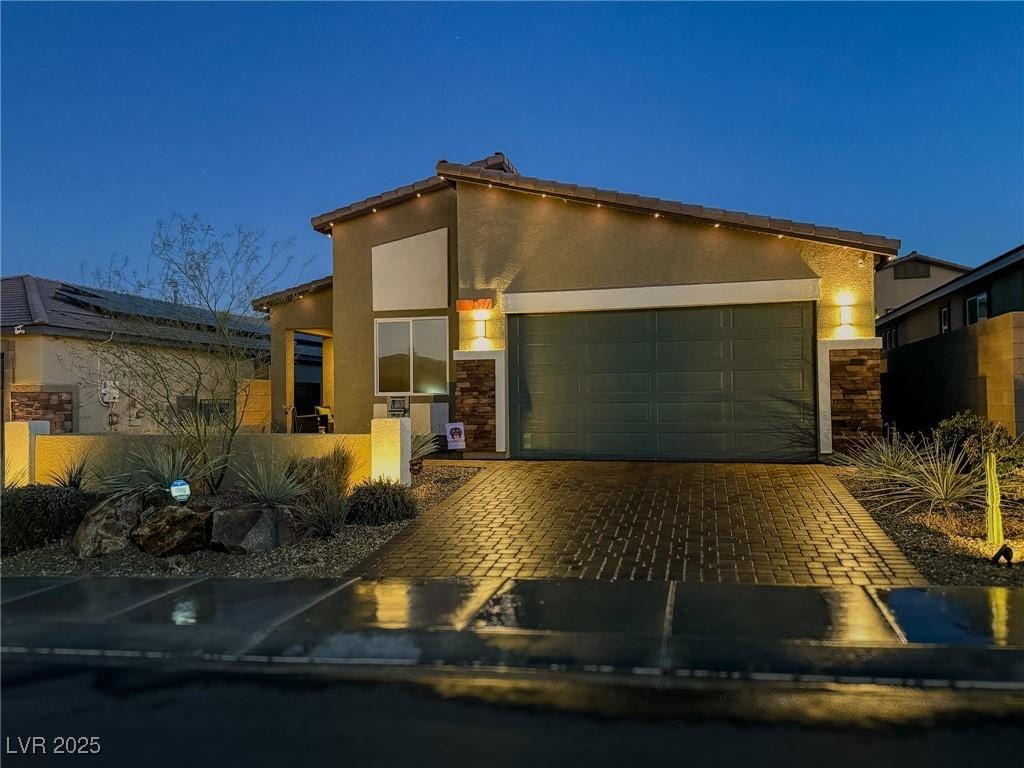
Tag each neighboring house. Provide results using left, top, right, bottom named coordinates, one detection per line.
left=876, top=243, right=1024, bottom=434
left=1, top=275, right=323, bottom=434
left=874, top=250, right=968, bottom=317
left=257, top=152, right=900, bottom=461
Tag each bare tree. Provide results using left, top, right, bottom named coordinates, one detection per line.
left=63, top=214, right=296, bottom=491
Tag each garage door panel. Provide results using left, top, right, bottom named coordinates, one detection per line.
left=584, top=312, right=653, bottom=338
left=657, top=371, right=727, bottom=394
left=516, top=372, right=580, bottom=398
left=733, top=303, right=808, bottom=332
left=584, top=402, right=653, bottom=425
left=732, top=337, right=808, bottom=366
left=508, top=304, right=815, bottom=461
left=657, top=401, right=731, bottom=424
left=520, top=431, right=582, bottom=452
left=733, top=369, right=808, bottom=396
left=655, top=308, right=729, bottom=337
left=585, top=371, right=652, bottom=395
left=585, top=340, right=652, bottom=370
left=656, top=340, right=727, bottom=367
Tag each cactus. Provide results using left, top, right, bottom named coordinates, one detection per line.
left=985, top=451, right=1004, bottom=547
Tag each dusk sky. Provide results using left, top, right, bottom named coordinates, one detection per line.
left=2, top=2, right=1022, bottom=291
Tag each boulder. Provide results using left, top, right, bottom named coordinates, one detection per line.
left=72, top=495, right=147, bottom=557
left=131, top=505, right=210, bottom=557
left=211, top=504, right=280, bottom=554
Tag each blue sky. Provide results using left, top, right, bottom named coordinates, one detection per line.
left=2, top=2, right=1022, bottom=290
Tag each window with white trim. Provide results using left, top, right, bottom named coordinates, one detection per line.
left=965, top=292, right=988, bottom=326
left=375, top=317, right=448, bottom=395
left=939, top=305, right=950, bottom=334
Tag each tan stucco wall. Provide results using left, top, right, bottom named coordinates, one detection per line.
left=267, top=287, right=334, bottom=431
left=874, top=263, right=965, bottom=317
left=32, top=432, right=372, bottom=488
left=3, top=334, right=259, bottom=434
left=883, top=311, right=1024, bottom=435
left=331, top=188, right=459, bottom=433
left=455, top=184, right=876, bottom=343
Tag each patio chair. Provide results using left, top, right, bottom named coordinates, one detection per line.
left=315, top=405, right=335, bottom=434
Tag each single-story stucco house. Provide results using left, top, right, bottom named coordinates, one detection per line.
left=255, top=152, right=900, bottom=461
left=877, top=243, right=1024, bottom=434
left=0, top=275, right=322, bottom=435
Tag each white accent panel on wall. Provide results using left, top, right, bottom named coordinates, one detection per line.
left=372, top=228, right=449, bottom=311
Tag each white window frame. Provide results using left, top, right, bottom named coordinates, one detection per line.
left=373, top=316, right=449, bottom=396
left=939, top=305, right=950, bottom=334
left=965, top=291, right=988, bottom=326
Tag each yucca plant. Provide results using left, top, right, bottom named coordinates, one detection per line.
left=236, top=451, right=310, bottom=508
left=96, top=442, right=217, bottom=499
left=2, top=456, right=28, bottom=491
left=856, top=440, right=985, bottom=515
left=48, top=453, right=89, bottom=490
left=834, top=430, right=921, bottom=486
left=409, top=433, right=441, bottom=476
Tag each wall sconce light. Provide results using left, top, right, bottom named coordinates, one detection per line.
left=839, top=305, right=853, bottom=325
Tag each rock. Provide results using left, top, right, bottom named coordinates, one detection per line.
left=211, top=504, right=279, bottom=554
left=131, top=505, right=210, bottom=557
left=72, top=495, right=146, bottom=557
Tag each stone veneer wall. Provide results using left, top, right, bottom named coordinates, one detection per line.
left=11, top=391, right=74, bottom=434
left=453, top=359, right=496, bottom=452
left=830, top=349, right=882, bottom=450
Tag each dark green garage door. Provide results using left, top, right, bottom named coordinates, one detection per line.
left=508, top=303, right=817, bottom=462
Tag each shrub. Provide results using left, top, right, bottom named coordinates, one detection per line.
left=235, top=452, right=309, bottom=508
left=95, top=442, right=218, bottom=499
left=834, top=430, right=921, bottom=485
left=48, top=453, right=89, bottom=490
left=854, top=440, right=985, bottom=515
left=1, top=485, right=97, bottom=555
left=933, top=411, right=1013, bottom=461
left=288, top=446, right=356, bottom=495
left=347, top=478, right=418, bottom=526
left=285, top=447, right=355, bottom=538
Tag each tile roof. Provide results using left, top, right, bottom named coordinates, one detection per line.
left=310, top=152, right=516, bottom=233
left=253, top=275, right=333, bottom=310
left=876, top=250, right=970, bottom=273
left=435, top=160, right=900, bottom=255
left=1, top=275, right=267, bottom=352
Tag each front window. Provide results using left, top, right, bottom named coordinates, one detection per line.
left=939, top=305, right=950, bottom=334
left=965, top=292, right=988, bottom=326
left=375, top=317, right=448, bottom=395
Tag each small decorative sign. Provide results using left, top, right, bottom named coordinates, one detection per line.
left=169, top=479, right=191, bottom=503
left=445, top=422, right=466, bottom=450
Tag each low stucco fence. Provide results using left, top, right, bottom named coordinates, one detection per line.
left=2, top=418, right=412, bottom=489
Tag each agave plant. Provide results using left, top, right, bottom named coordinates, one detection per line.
left=236, top=451, right=310, bottom=508
left=48, top=453, right=90, bottom=490
left=409, top=433, right=441, bottom=476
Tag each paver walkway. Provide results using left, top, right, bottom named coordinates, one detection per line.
left=356, top=461, right=924, bottom=586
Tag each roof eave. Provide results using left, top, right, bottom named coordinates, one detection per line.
left=309, top=177, right=450, bottom=234
left=252, top=275, right=334, bottom=311
left=437, top=163, right=900, bottom=256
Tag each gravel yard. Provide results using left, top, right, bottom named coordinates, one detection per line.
left=1, top=464, right=478, bottom=579
left=835, top=468, right=1024, bottom=587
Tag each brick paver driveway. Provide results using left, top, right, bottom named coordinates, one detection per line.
left=355, top=461, right=924, bottom=586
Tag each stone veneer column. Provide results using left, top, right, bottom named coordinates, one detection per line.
left=453, top=359, right=497, bottom=452
left=829, top=347, right=882, bottom=451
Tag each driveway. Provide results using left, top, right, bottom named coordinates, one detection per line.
left=355, top=462, right=925, bottom=586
